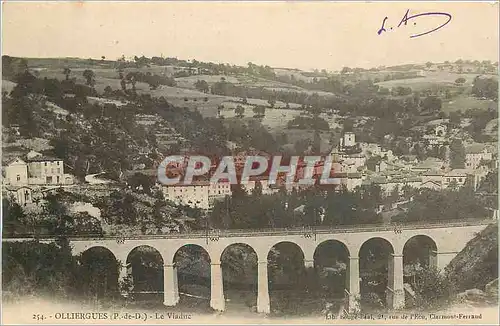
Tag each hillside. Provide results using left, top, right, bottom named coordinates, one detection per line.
left=445, top=223, right=498, bottom=292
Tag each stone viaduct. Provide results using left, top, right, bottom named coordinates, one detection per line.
left=4, top=219, right=493, bottom=314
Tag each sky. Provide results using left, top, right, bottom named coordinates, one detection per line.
left=2, top=1, right=499, bottom=71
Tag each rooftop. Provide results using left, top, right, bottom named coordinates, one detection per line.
left=26, top=156, right=61, bottom=162
left=413, top=158, right=444, bottom=170
left=446, top=169, right=469, bottom=177
left=465, top=143, right=490, bottom=154
left=423, top=169, right=445, bottom=176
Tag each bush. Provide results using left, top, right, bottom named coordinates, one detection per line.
left=2, top=241, right=80, bottom=298
left=360, top=292, right=384, bottom=310
left=411, top=267, right=455, bottom=309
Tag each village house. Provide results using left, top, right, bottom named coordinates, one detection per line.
left=411, top=157, right=445, bottom=173
left=241, top=176, right=280, bottom=195
left=162, top=180, right=231, bottom=210
left=468, top=166, right=490, bottom=191
left=4, top=185, right=35, bottom=206
left=421, top=169, right=445, bottom=188
left=339, top=132, right=356, bottom=148
left=339, top=153, right=366, bottom=171
left=359, top=142, right=382, bottom=156
left=465, top=144, right=493, bottom=170
left=4, top=153, right=74, bottom=187
left=344, top=172, right=363, bottom=191
left=370, top=159, right=388, bottom=173
left=403, top=176, right=422, bottom=189
left=5, top=158, right=29, bottom=185
left=362, top=176, right=398, bottom=197
left=359, top=142, right=395, bottom=161
left=422, top=134, right=446, bottom=146
left=443, top=169, right=468, bottom=189
left=420, top=180, right=442, bottom=191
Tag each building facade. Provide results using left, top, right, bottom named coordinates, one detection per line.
left=4, top=155, right=74, bottom=186
left=162, top=181, right=232, bottom=210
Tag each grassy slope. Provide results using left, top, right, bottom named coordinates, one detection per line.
left=375, top=72, right=491, bottom=90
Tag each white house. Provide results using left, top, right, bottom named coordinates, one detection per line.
left=340, top=132, right=356, bottom=147
left=468, top=166, right=490, bottom=191
left=5, top=185, right=34, bottom=206
left=4, top=155, right=74, bottom=186
left=345, top=173, right=363, bottom=191
left=26, top=156, right=65, bottom=185
left=5, top=158, right=29, bottom=185
left=465, top=145, right=493, bottom=170
left=360, top=143, right=382, bottom=156
left=241, top=176, right=279, bottom=195
left=420, top=180, right=442, bottom=191
left=340, top=153, right=366, bottom=171
left=162, top=180, right=231, bottom=210
left=421, top=169, right=445, bottom=189
left=422, top=134, right=446, bottom=146
left=412, top=158, right=445, bottom=173
left=443, top=169, right=468, bottom=189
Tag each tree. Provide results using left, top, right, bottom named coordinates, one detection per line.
left=478, top=171, right=498, bottom=193
left=455, top=77, right=466, bottom=85
left=421, top=96, right=442, bottom=113
left=127, top=173, right=154, bottom=195
left=411, top=267, right=455, bottom=309
left=130, top=77, right=137, bottom=93
left=2, top=198, right=28, bottom=235
left=341, top=67, right=351, bottom=74
left=103, top=86, right=113, bottom=97
left=63, top=68, right=71, bottom=80
left=449, top=138, right=465, bottom=169
left=235, top=105, right=245, bottom=118
left=472, top=76, right=498, bottom=100
left=343, top=119, right=354, bottom=132
left=425, top=62, right=433, bottom=69
left=267, top=98, right=276, bottom=108
left=401, top=187, right=487, bottom=222
left=120, top=78, right=127, bottom=92
left=448, top=111, right=461, bottom=128
left=194, top=80, right=209, bottom=93
left=82, top=70, right=95, bottom=87
left=252, top=105, right=266, bottom=118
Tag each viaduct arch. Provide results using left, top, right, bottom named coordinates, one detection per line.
left=6, top=220, right=492, bottom=314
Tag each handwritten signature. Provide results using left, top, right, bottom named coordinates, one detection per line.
left=378, top=9, right=452, bottom=38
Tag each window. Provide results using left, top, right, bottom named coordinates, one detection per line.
left=57, top=161, right=60, bottom=165
left=44, top=162, right=47, bottom=166
left=16, top=174, right=21, bottom=181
